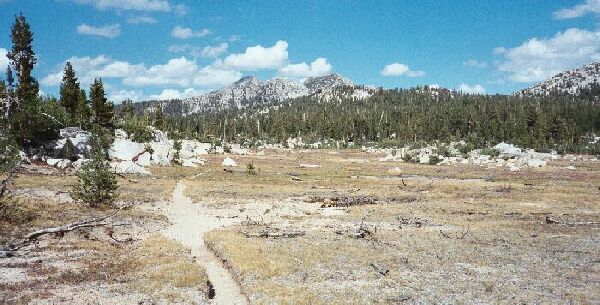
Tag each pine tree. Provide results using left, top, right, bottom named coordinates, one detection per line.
left=75, top=89, right=91, bottom=128
left=154, top=105, right=164, bottom=129
left=71, top=135, right=118, bottom=208
left=6, top=14, right=51, bottom=146
left=59, top=62, right=80, bottom=123
left=7, top=14, right=39, bottom=112
left=90, top=78, right=114, bottom=130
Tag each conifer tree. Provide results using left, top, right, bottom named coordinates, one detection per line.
left=154, top=105, right=164, bottom=129
left=90, top=78, right=114, bottom=130
left=71, top=134, right=118, bottom=208
left=75, top=89, right=91, bottom=128
left=59, top=62, right=80, bottom=123
left=7, top=14, right=38, bottom=111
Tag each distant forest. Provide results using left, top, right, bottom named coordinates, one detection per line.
left=157, top=86, right=600, bottom=154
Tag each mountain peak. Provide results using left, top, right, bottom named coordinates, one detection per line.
left=516, top=62, right=600, bottom=96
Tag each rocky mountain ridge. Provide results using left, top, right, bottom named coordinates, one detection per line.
left=516, top=62, right=600, bottom=96
left=137, top=73, right=367, bottom=116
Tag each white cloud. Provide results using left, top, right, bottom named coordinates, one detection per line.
left=77, top=23, right=121, bottom=38
left=278, top=58, right=332, bottom=79
left=457, top=83, right=486, bottom=94
left=221, top=40, right=288, bottom=71
left=554, top=0, right=600, bottom=19
left=73, top=0, right=171, bottom=12
left=201, top=43, right=228, bottom=58
left=493, top=47, right=507, bottom=55
left=463, top=59, right=488, bottom=68
left=0, top=48, right=9, bottom=70
left=41, top=55, right=145, bottom=87
left=123, top=57, right=197, bottom=87
left=193, top=67, right=242, bottom=87
left=169, top=43, right=229, bottom=59
left=497, top=28, right=600, bottom=83
left=127, top=15, right=157, bottom=24
left=108, top=89, right=143, bottom=102
left=171, top=26, right=211, bottom=39
left=380, top=63, right=425, bottom=77
left=149, top=88, right=203, bottom=100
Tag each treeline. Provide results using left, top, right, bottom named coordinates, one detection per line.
left=161, top=87, right=600, bottom=154
left=0, top=15, right=119, bottom=152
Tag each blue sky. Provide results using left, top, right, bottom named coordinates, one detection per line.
left=0, top=0, right=599, bottom=101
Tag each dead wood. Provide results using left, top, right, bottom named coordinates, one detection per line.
left=240, top=216, right=304, bottom=238
left=115, top=173, right=140, bottom=183
left=1, top=210, right=128, bottom=256
left=545, top=215, right=599, bottom=226
left=189, top=170, right=212, bottom=180
left=370, top=262, right=389, bottom=276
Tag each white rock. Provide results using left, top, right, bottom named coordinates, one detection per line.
left=72, top=159, right=90, bottom=170
left=565, top=165, right=576, bottom=170
left=109, top=139, right=146, bottom=161
left=256, top=150, right=266, bottom=156
left=299, top=163, right=321, bottom=168
left=494, top=142, right=522, bottom=157
left=508, top=165, right=521, bottom=172
left=111, top=161, right=151, bottom=175
left=135, top=152, right=152, bottom=167
left=52, top=127, right=92, bottom=158
left=179, top=140, right=211, bottom=160
left=526, top=159, right=547, bottom=168
left=222, top=157, right=238, bottom=167
left=150, top=142, right=174, bottom=166
left=46, top=158, right=62, bottom=167
left=114, top=129, right=128, bottom=140
left=182, top=159, right=198, bottom=167
left=419, top=154, right=430, bottom=164
left=47, top=158, right=71, bottom=169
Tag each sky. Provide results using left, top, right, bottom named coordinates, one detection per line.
left=0, top=0, right=599, bottom=102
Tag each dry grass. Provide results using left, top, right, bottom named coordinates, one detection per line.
left=1, top=169, right=209, bottom=304
left=200, top=150, right=600, bottom=304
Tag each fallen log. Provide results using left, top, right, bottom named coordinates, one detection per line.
left=1, top=210, right=126, bottom=255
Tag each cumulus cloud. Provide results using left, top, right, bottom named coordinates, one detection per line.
left=457, top=83, right=486, bottom=94
left=200, top=43, right=228, bottom=58
left=496, top=28, right=600, bottom=83
left=380, top=63, right=425, bottom=77
left=127, top=15, right=157, bottom=24
left=0, top=48, right=9, bottom=70
left=73, top=0, right=171, bottom=12
left=41, top=55, right=145, bottom=87
left=221, top=40, right=288, bottom=71
left=108, top=89, right=143, bottom=102
left=171, top=26, right=211, bottom=39
left=463, top=59, right=488, bottom=68
left=42, top=54, right=242, bottom=90
left=123, top=57, right=197, bottom=87
left=77, top=24, right=121, bottom=38
left=278, top=58, right=332, bottom=79
left=193, top=67, right=242, bottom=87
left=149, top=88, right=203, bottom=100
left=554, top=0, right=600, bottom=19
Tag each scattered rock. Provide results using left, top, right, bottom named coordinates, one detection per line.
left=526, top=159, right=547, bottom=168
left=299, top=163, right=320, bottom=168
left=110, top=161, right=151, bottom=175
left=222, top=157, right=238, bottom=167
left=109, top=139, right=146, bottom=161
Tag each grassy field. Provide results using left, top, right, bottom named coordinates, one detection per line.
left=195, top=149, right=600, bottom=304
left=1, top=149, right=599, bottom=304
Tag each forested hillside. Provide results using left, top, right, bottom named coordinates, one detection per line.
left=159, top=86, right=600, bottom=153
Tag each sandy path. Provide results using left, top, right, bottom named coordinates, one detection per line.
left=163, top=181, right=248, bottom=305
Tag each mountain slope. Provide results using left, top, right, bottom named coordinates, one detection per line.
left=516, top=62, right=600, bottom=96
left=135, top=74, right=368, bottom=116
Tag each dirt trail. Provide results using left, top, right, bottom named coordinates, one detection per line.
left=163, top=181, right=248, bottom=305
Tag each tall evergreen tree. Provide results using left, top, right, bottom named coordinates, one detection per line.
left=7, top=14, right=38, bottom=110
left=90, top=78, right=114, bottom=130
left=59, top=62, right=80, bottom=122
left=154, top=105, right=164, bottom=129
left=75, top=88, right=91, bottom=128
